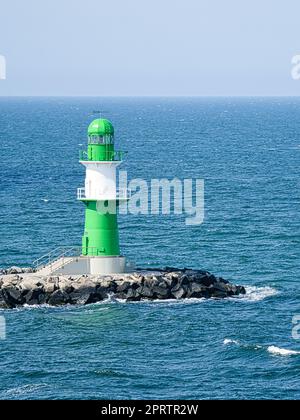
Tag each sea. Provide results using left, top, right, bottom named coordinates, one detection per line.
left=0, top=97, right=299, bottom=400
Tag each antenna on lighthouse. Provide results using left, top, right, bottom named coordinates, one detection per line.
left=91, top=110, right=107, bottom=119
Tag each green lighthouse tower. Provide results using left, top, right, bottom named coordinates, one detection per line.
left=77, top=118, right=128, bottom=274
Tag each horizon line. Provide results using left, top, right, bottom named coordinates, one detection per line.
left=1, top=94, right=300, bottom=98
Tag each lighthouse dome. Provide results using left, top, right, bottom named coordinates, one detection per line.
left=88, top=119, right=114, bottom=137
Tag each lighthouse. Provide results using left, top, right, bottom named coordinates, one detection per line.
left=76, top=118, right=129, bottom=274
left=33, top=118, right=130, bottom=276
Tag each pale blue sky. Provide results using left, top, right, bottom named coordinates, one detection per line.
left=0, top=0, right=300, bottom=96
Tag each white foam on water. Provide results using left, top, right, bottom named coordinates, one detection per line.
left=22, top=303, right=57, bottom=310
left=126, top=297, right=207, bottom=306
left=223, top=339, right=299, bottom=357
left=42, top=198, right=49, bottom=202
left=11, top=303, right=72, bottom=312
left=4, top=383, right=47, bottom=397
left=223, top=338, right=240, bottom=346
left=223, top=338, right=263, bottom=350
left=237, top=286, right=278, bottom=302
left=267, top=346, right=300, bottom=357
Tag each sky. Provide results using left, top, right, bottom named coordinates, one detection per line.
left=0, top=0, right=300, bottom=96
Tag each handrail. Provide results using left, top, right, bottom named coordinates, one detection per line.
left=32, top=246, right=99, bottom=272
left=79, top=150, right=127, bottom=162
left=32, top=246, right=68, bottom=270
left=77, top=187, right=131, bottom=201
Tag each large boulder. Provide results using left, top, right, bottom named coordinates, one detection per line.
left=69, top=286, right=98, bottom=305
left=44, top=277, right=59, bottom=294
left=24, top=288, right=44, bottom=305
left=19, top=277, right=41, bottom=292
left=7, top=266, right=23, bottom=275
left=171, top=286, right=186, bottom=299
left=163, top=273, right=178, bottom=289
left=152, top=281, right=170, bottom=299
left=236, top=285, right=246, bottom=295
left=1, top=286, right=24, bottom=306
left=47, top=289, right=70, bottom=306
left=186, top=282, right=206, bottom=299
left=116, top=281, right=131, bottom=293
left=125, top=287, right=141, bottom=301
left=58, top=277, right=75, bottom=294
left=139, top=285, right=154, bottom=299
left=0, top=290, right=10, bottom=309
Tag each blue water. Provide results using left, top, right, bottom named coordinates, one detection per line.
left=0, top=97, right=300, bottom=400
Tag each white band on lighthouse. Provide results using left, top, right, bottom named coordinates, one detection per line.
left=81, top=161, right=119, bottom=200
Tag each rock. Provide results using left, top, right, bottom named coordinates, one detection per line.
left=95, top=285, right=110, bottom=300
left=152, top=283, right=170, bottom=299
left=93, top=279, right=110, bottom=291
left=58, top=277, right=74, bottom=293
left=211, top=289, right=227, bottom=299
left=0, top=290, right=10, bottom=308
left=70, top=278, right=97, bottom=294
left=19, top=277, right=40, bottom=291
left=236, top=285, right=246, bottom=295
left=179, top=275, right=190, bottom=286
left=218, top=277, right=229, bottom=284
left=186, top=283, right=206, bottom=298
left=214, top=282, right=230, bottom=292
left=144, top=276, right=160, bottom=289
left=48, top=289, right=70, bottom=306
left=163, top=274, right=177, bottom=289
left=44, top=277, right=59, bottom=294
left=69, top=286, right=98, bottom=305
left=195, top=274, right=216, bottom=287
left=140, top=286, right=154, bottom=299
left=0, top=267, right=246, bottom=306
left=22, top=267, right=34, bottom=273
left=171, top=287, right=186, bottom=299
left=125, top=288, right=141, bottom=301
left=116, top=281, right=131, bottom=293
left=2, top=287, right=24, bottom=306
left=1, top=275, right=21, bottom=287
left=24, top=288, right=43, bottom=305
left=7, top=266, right=23, bottom=274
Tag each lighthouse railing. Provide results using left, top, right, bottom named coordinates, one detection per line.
left=79, top=150, right=127, bottom=161
left=32, top=246, right=99, bottom=272
left=77, top=187, right=131, bottom=201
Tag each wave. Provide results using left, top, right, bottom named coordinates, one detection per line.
left=223, top=338, right=240, bottom=346
left=108, top=286, right=278, bottom=305
left=224, top=338, right=300, bottom=357
left=237, top=286, right=278, bottom=302
left=267, top=346, right=300, bottom=356
left=2, top=383, right=48, bottom=398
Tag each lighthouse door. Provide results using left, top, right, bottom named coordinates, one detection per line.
left=82, top=236, right=89, bottom=255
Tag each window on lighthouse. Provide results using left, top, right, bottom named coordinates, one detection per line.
left=88, top=135, right=114, bottom=144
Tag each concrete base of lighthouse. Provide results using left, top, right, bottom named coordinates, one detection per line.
left=51, top=256, right=132, bottom=276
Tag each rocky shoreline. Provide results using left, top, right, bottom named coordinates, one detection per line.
left=0, top=267, right=246, bottom=308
